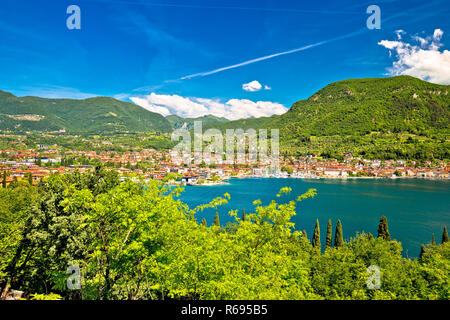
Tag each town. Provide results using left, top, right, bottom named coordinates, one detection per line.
left=1, top=146, right=448, bottom=187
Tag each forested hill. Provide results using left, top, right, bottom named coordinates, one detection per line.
left=203, top=76, right=450, bottom=160
left=272, top=75, right=449, bottom=136
left=166, top=114, right=229, bottom=130
left=0, top=91, right=172, bottom=133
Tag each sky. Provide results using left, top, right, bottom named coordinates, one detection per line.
left=0, top=0, right=449, bottom=120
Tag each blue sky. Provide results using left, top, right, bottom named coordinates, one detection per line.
left=0, top=0, right=449, bottom=119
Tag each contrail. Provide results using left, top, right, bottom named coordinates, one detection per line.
left=179, top=0, right=444, bottom=81
left=180, top=29, right=366, bottom=80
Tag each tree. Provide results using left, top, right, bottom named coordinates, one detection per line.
left=302, top=230, right=308, bottom=241
left=325, top=220, right=332, bottom=249
left=281, top=166, right=293, bottom=174
left=0, top=166, right=120, bottom=299
left=334, top=220, right=344, bottom=248
left=201, top=218, right=207, bottom=227
left=442, top=226, right=449, bottom=244
left=9, top=176, right=18, bottom=188
left=2, top=171, right=6, bottom=188
left=213, top=212, right=220, bottom=227
left=432, top=233, right=436, bottom=246
left=377, top=216, right=391, bottom=240
left=25, top=172, right=33, bottom=186
left=312, top=219, right=321, bottom=250
left=419, top=244, right=426, bottom=261
left=242, top=209, right=246, bottom=222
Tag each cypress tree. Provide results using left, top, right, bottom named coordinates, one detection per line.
left=367, top=232, right=374, bottom=241
left=302, top=230, right=308, bottom=244
left=432, top=233, right=436, bottom=246
left=9, top=176, right=18, bottom=188
left=312, top=219, right=321, bottom=250
left=442, top=226, right=449, bottom=244
left=27, top=172, right=33, bottom=186
left=377, top=216, right=391, bottom=240
left=419, top=244, right=426, bottom=262
left=334, top=220, right=344, bottom=248
left=242, top=209, right=246, bottom=222
left=1, top=171, right=6, bottom=188
left=201, top=218, right=207, bottom=227
left=325, top=219, right=332, bottom=249
left=213, top=212, right=220, bottom=227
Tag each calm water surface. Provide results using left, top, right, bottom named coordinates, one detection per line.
left=178, top=178, right=450, bottom=258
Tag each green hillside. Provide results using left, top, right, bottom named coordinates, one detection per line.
left=203, top=76, right=450, bottom=160
left=272, top=75, right=449, bottom=136
left=1, top=76, right=448, bottom=160
left=0, top=91, right=172, bottom=133
left=166, top=114, right=229, bottom=129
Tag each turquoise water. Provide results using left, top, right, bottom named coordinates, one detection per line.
left=178, top=178, right=450, bottom=258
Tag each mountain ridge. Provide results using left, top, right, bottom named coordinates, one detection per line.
left=0, top=91, right=173, bottom=133
left=202, top=76, right=449, bottom=134
left=1, top=75, right=449, bottom=160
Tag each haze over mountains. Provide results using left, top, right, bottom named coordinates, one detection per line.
left=0, top=76, right=448, bottom=139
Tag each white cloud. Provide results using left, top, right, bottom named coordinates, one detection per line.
left=395, top=29, right=405, bottom=40
left=242, top=80, right=263, bottom=92
left=379, top=29, right=450, bottom=84
left=130, top=93, right=287, bottom=120
left=242, top=80, right=272, bottom=92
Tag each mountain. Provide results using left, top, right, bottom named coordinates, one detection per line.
left=203, top=76, right=449, bottom=160
left=1, top=76, right=448, bottom=160
left=0, top=91, right=172, bottom=133
left=166, top=114, right=229, bottom=130
left=270, top=75, right=449, bottom=136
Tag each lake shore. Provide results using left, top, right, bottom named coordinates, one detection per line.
left=189, top=175, right=449, bottom=187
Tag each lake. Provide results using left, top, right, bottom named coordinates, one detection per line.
left=178, top=178, right=450, bottom=258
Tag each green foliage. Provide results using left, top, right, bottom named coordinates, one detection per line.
left=1, top=171, right=6, bottom=188
left=0, top=91, right=172, bottom=133
left=326, top=220, right=332, bottom=250
left=281, top=166, right=294, bottom=174
left=201, top=76, right=450, bottom=160
left=378, top=216, right=391, bottom=241
left=213, top=212, right=220, bottom=227
left=312, top=219, right=321, bottom=250
left=0, top=168, right=449, bottom=300
left=443, top=226, right=449, bottom=244
left=334, top=220, right=344, bottom=248
left=29, top=293, right=62, bottom=300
